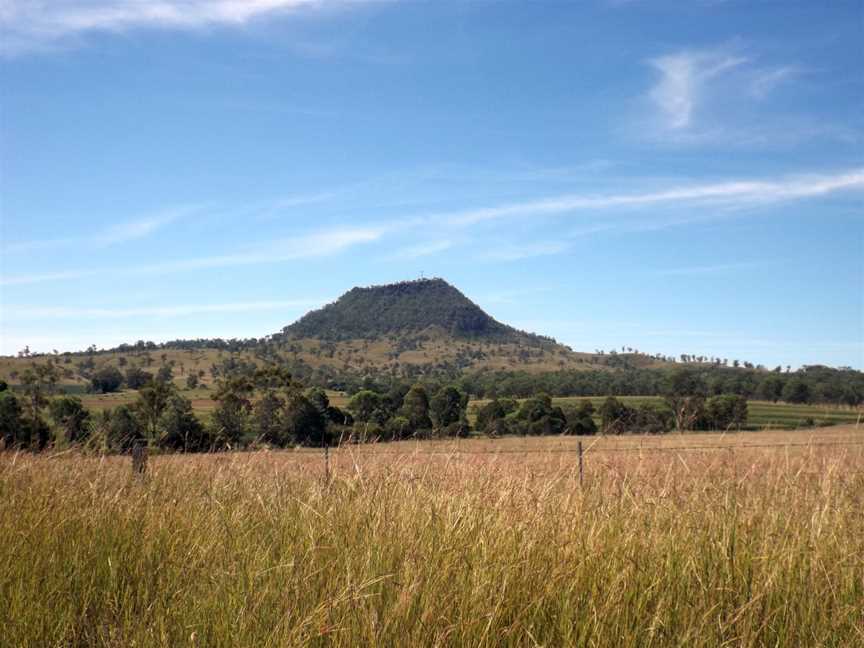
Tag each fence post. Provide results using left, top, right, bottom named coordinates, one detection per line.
left=324, top=445, right=330, bottom=483
left=578, top=441, right=584, bottom=487
left=132, top=441, right=147, bottom=476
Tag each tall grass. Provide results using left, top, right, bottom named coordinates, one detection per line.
left=1, top=438, right=862, bottom=647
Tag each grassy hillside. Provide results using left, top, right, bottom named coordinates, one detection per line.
left=0, top=330, right=632, bottom=393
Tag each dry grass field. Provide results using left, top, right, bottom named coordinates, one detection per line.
left=2, top=425, right=863, bottom=647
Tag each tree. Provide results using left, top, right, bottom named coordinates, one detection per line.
left=283, top=393, right=328, bottom=446
left=514, top=394, right=567, bottom=435
left=210, top=376, right=254, bottom=448
left=19, top=363, right=59, bottom=448
left=384, top=415, right=412, bottom=440
left=185, top=374, right=199, bottom=390
left=632, top=403, right=673, bottom=434
left=125, top=367, right=152, bottom=390
left=782, top=379, right=811, bottom=404
left=598, top=397, right=627, bottom=434
left=49, top=396, right=91, bottom=444
left=135, top=380, right=175, bottom=440
left=347, top=390, right=388, bottom=425
left=91, top=365, right=123, bottom=393
left=105, top=406, right=145, bottom=452
left=0, top=392, right=26, bottom=448
left=157, top=395, right=210, bottom=451
left=253, top=366, right=295, bottom=391
left=664, top=368, right=707, bottom=432
left=429, top=386, right=468, bottom=430
left=399, top=384, right=433, bottom=436
left=756, top=376, right=784, bottom=402
left=155, top=365, right=174, bottom=385
left=704, top=394, right=748, bottom=430
left=252, top=391, right=287, bottom=446
left=475, top=398, right=517, bottom=435
left=305, top=387, right=330, bottom=414
left=565, top=401, right=597, bottom=436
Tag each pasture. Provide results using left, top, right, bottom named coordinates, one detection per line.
left=2, top=426, right=862, bottom=646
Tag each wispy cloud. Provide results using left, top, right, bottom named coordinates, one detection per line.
left=0, top=269, right=102, bottom=286
left=2, top=168, right=861, bottom=286
left=0, top=224, right=383, bottom=286
left=750, top=65, right=800, bottom=99
left=649, top=48, right=747, bottom=130
left=436, top=167, right=864, bottom=226
left=640, top=45, right=836, bottom=147
left=0, top=0, right=359, bottom=55
left=388, top=240, right=454, bottom=260
left=2, top=205, right=195, bottom=254
left=482, top=241, right=570, bottom=262
left=92, top=209, right=188, bottom=246
left=6, top=299, right=327, bottom=320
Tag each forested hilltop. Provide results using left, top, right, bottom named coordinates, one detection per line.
left=278, top=278, right=550, bottom=343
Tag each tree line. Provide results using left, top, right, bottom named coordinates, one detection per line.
left=1, top=363, right=762, bottom=454
left=453, top=364, right=862, bottom=407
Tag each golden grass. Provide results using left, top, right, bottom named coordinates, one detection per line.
left=2, top=428, right=863, bottom=647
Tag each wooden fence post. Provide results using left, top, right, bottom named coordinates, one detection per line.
left=578, top=441, right=584, bottom=487
left=132, top=442, right=147, bottom=476
left=324, top=445, right=330, bottom=483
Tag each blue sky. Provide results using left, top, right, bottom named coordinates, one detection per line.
left=1, top=0, right=862, bottom=369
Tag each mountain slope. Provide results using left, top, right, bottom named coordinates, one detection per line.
left=279, top=278, right=549, bottom=344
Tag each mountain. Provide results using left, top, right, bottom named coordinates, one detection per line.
left=263, top=278, right=606, bottom=376
left=0, top=279, right=670, bottom=389
left=279, top=278, right=550, bottom=345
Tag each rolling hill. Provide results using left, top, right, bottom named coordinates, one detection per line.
left=0, top=278, right=668, bottom=391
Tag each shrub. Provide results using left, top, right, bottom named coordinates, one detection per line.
left=91, top=366, right=123, bottom=394
left=49, top=396, right=91, bottom=444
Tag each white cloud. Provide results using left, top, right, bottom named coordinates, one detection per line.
left=641, top=46, right=834, bottom=147
left=0, top=224, right=383, bottom=285
left=482, top=241, right=570, bottom=262
left=750, top=65, right=799, bottom=99
left=0, top=269, right=101, bottom=286
left=648, top=49, right=747, bottom=129
left=438, top=167, right=864, bottom=226
left=0, top=0, right=356, bottom=55
left=93, top=211, right=181, bottom=246
left=388, top=239, right=453, bottom=260
left=116, top=225, right=384, bottom=274
left=2, top=167, right=861, bottom=287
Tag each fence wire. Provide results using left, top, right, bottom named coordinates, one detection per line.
left=318, top=438, right=864, bottom=457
